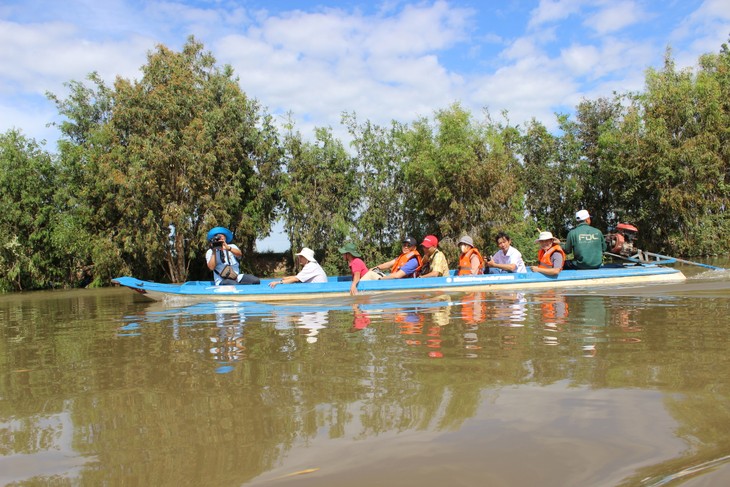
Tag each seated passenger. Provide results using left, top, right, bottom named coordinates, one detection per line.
left=269, top=247, right=327, bottom=288
left=457, top=235, right=485, bottom=275
left=205, top=226, right=261, bottom=285
left=419, top=235, right=449, bottom=278
left=338, top=242, right=368, bottom=295
left=362, top=236, right=422, bottom=280
left=486, top=232, right=527, bottom=274
left=563, top=209, right=606, bottom=269
left=530, top=231, right=565, bottom=276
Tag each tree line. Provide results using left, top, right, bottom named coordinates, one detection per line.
left=1, top=36, right=728, bottom=291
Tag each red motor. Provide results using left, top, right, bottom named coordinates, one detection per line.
left=605, top=223, right=639, bottom=256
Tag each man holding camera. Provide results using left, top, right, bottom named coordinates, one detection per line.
left=206, top=227, right=260, bottom=285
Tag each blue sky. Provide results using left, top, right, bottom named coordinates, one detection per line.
left=1, top=0, right=729, bottom=250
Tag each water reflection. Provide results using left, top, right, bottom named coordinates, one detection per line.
left=1, top=273, right=730, bottom=486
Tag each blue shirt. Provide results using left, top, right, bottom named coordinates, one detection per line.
left=400, top=257, right=419, bottom=277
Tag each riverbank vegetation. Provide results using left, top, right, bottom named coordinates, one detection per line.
left=1, top=37, right=728, bottom=291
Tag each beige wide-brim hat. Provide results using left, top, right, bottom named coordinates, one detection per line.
left=535, top=231, right=559, bottom=243
left=295, top=247, right=317, bottom=262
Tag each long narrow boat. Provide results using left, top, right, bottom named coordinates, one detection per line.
left=113, top=264, right=685, bottom=302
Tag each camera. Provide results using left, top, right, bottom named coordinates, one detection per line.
left=210, top=236, right=224, bottom=248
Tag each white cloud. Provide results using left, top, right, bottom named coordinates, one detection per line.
left=528, top=0, right=583, bottom=28
left=583, top=1, right=648, bottom=35
left=560, top=44, right=600, bottom=75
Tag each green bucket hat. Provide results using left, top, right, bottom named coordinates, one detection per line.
left=338, top=242, right=362, bottom=257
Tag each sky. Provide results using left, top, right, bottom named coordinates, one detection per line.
left=1, top=0, right=729, bottom=251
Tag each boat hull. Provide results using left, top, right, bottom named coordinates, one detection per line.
left=113, top=265, right=685, bottom=302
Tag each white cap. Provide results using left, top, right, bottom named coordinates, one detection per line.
left=295, top=247, right=317, bottom=262
left=575, top=209, right=591, bottom=221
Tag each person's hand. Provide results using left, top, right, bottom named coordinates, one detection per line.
left=269, top=281, right=279, bottom=288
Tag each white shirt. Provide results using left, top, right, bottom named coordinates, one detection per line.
left=490, top=246, right=527, bottom=273
left=296, top=261, right=328, bottom=283
left=205, top=245, right=241, bottom=285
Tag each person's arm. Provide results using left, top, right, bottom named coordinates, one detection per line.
left=207, top=250, right=217, bottom=270
left=376, top=259, right=396, bottom=271
left=487, top=255, right=516, bottom=273
left=531, top=265, right=561, bottom=276
left=350, top=272, right=361, bottom=295
left=384, top=269, right=406, bottom=279
left=225, top=244, right=242, bottom=258
left=470, top=254, right=482, bottom=274
left=268, top=275, right=301, bottom=288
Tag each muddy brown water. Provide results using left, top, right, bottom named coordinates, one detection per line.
left=2, top=261, right=730, bottom=486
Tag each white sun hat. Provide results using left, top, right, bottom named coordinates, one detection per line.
left=295, top=247, right=317, bottom=262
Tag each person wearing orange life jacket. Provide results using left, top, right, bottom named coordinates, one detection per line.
left=530, top=231, right=565, bottom=276
left=361, top=236, right=422, bottom=280
left=456, top=235, right=485, bottom=275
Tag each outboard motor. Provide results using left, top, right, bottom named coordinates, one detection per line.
left=605, top=223, right=639, bottom=257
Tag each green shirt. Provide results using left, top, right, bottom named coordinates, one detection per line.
left=563, top=223, right=606, bottom=269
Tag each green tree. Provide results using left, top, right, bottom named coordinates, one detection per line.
left=0, top=131, right=63, bottom=291
left=401, top=104, right=525, bottom=248
left=342, top=112, right=409, bottom=263
left=50, top=37, right=282, bottom=283
left=606, top=48, right=729, bottom=254
left=280, top=123, right=358, bottom=275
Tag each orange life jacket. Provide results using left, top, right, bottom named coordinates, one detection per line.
left=391, top=250, right=422, bottom=277
left=538, top=244, right=566, bottom=269
left=458, top=248, right=485, bottom=275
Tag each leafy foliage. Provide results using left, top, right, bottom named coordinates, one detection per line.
left=2, top=38, right=729, bottom=291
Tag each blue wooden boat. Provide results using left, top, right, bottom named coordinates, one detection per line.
left=113, top=264, right=685, bottom=302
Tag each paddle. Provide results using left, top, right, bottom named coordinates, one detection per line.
left=604, top=251, right=725, bottom=271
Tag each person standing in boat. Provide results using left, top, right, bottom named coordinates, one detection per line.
left=206, top=227, right=261, bottom=285
left=563, top=209, right=606, bottom=269
left=269, top=247, right=327, bottom=288
left=486, top=232, right=527, bottom=274
left=338, top=242, right=368, bottom=295
left=419, top=235, right=450, bottom=278
left=456, top=235, right=485, bottom=275
left=530, top=231, right=565, bottom=276
left=362, top=236, right=422, bottom=280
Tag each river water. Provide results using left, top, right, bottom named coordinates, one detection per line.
left=1, top=261, right=730, bottom=486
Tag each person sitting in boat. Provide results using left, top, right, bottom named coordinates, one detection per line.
left=530, top=231, right=565, bottom=276
left=362, top=236, right=422, bottom=280
left=419, top=235, right=450, bottom=278
left=457, top=235, right=485, bottom=275
left=206, top=227, right=261, bottom=285
left=486, top=232, right=527, bottom=274
left=269, top=247, right=327, bottom=288
left=563, top=209, right=606, bottom=269
left=338, top=242, right=368, bottom=295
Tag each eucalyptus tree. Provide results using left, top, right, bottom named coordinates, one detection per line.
left=620, top=48, right=729, bottom=254
left=400, top=103, right=524, bottom=248
left=50, top=37, right=281, bottom=283
left=0, top=131, right=61, bottom=291
left=279, top=123, right=358, bottom=275
left=342, top=112, right=409, bottom=263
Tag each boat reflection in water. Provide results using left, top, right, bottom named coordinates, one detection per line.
left=3, top=270, right=730, bottom=486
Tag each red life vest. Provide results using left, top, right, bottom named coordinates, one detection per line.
left=391, top=250, right=422, bottom=277
left=458, top=248, right=485, bottom=275
left=538, top=244, right=566, bottom=269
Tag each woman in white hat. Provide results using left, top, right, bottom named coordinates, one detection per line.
left=269, top=247, right=328, bottom=287
left=530, top=231, right=565, bottom=276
